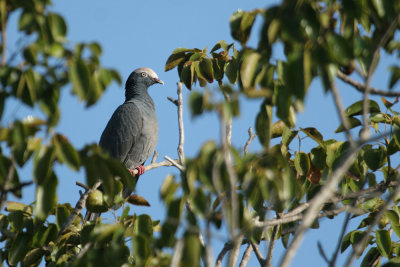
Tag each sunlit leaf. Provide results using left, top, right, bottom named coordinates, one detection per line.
left=375, top=230, right=392, bottom=258
left=344, top=100, right=381, bottom=117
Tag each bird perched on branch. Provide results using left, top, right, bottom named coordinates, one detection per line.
left=85, top=67, right=164, bottom=221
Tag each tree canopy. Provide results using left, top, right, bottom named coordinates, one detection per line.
left=1, top=0, right=400, bottom=266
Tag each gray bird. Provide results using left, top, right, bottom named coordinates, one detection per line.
left=86, top=67, right=163, bottom=221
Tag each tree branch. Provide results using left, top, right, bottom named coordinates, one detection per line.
left=244, top=127, right=257, bottom=155
left=361, top=13, right=400, bottom=140
left=337, top=71, right=400, bottom=97
left=57, top=180, right=102, bottom=239
left=266, top=223, right=279, bottom=267
left=250, top=241, right=266, bottom=266
left=239, top=244, right=253, bottom=267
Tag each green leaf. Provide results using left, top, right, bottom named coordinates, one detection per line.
left=376, top=229, right=392, bottom=258
left=8, top=233, right=32, bottom=266
left=35, top=173, right=58, bottom=221
left=255, top=101, right=272, bottom=148
left=160, top=175, right=179, bottom=202
left=47, top=13, right=67, bottom=42
left=22, top=248, right=45, bottom=267
left=56, top=205, right=70, bottom=231
left=88, top=42, right=102, bottom=56
left=240, top=52, right=261, bottom=90
left=361, top=247, right=380, bottom=267
left=363, top=145, right=387, bottom=171
left=372, top=0, right=385, bottom=17
left=286, top=51, right=306, bottom=100
left=230, top=10, right=257, bottom=46
left=389, top=66, right=400, bottom=89
left=181, top=64, right=194, bottom=90
left=326, top=33, right=353, bottom=65
left=165, top=48, right=193, bottom=71
left=133, top=234, right=150, bottom=265
left=335, top=117, right=362, bottom=133
left=182, top=233, right=201, bottom=267
left=33, top=145, right=55, bottom=184
left=69, top=58, right=91, bottom=100
left=5, top=201, right=33, bottom=215
left=295, top=152, right=310, bottom=176
left=225, top=59, right=238, bottom=84
left=310, top=147, right=326, bottom=170
left=54, top=134, right=81, bottom=170
left=188, top=91, right=204, bottom=117
left=135, top=214, right=153, bottom=237
left=344, top=100, right=381, bottom=117
left=271, top=120, right=286, bottom=138
left=300, top=128, right=325, bottom=149
left=18, top=12, right=35, bottom=31
left=199, top=58, right=214, bottom=83
left=281, top=126, right=298, bottom=145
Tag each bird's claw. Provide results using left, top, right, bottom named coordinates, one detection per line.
left=130, top=165, right=145, bottom=176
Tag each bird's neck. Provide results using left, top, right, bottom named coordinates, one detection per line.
left=125, top=84, right=150, bottom=101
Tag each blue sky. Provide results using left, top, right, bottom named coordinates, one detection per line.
left=5, top=0, right=400, bottom=266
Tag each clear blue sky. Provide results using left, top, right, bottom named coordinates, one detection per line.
left=5, top=0, right=399, bottom=266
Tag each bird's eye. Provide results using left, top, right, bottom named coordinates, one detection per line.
left=141, top=72, right=147, bottom=77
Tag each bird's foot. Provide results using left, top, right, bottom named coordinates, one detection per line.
left=129, top=165, right=145, bottom=176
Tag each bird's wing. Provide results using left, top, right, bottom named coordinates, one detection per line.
left=99, top=102, right=142, bottom=163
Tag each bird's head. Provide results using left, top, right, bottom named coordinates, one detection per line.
left=125, top=67, right=164, bottom=89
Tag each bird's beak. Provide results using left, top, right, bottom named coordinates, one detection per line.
left=154, top=78, right=164, bottom=85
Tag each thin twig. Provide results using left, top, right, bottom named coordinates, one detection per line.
left=163, top=155, right=184, bottom=171
left=250, top=241, right=266, bottom=266
left=239, top=244, right=253, bottom=267
left=176, top=82, right=185, bottom=164
left=170, top=238, right=184, bottom=267
left=216, top=242, right=232, bottom=267
left=317, top=241, right=329, bottom=264
left=221, top=92, right=241, bottom=267
left=151, top=150, right=158, bottom=164
left=329, top=212, right=351, bottom=267
left=337, top=71, right=400, bottom=97
left=361, top=13, right=400, bottom=140
left=244, top=127, right=257, bottom=155
left=266, top=224, right=279, bottom=267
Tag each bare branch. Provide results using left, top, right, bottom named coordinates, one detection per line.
left=329, top=212, right=351, bottom=267
left=151, top=150, right=158, bottom=164
left=239, top=244, right=253, bottom=267
left=266, top=224, right=279, bottom=267
left=163, top=155, right=184, bottom=171
left=317, top=241, right=329, bottom=264
left=337, top=71, right=400, bottom=97
left=216, top=242, right=232, bottom=267
left=176, top=82, right=185, bottom=164
left=170, top=238, right=184, bottom=267
left=244, top=127, right=257, bottom=155
left=250, top=241, right=266, bottom=266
